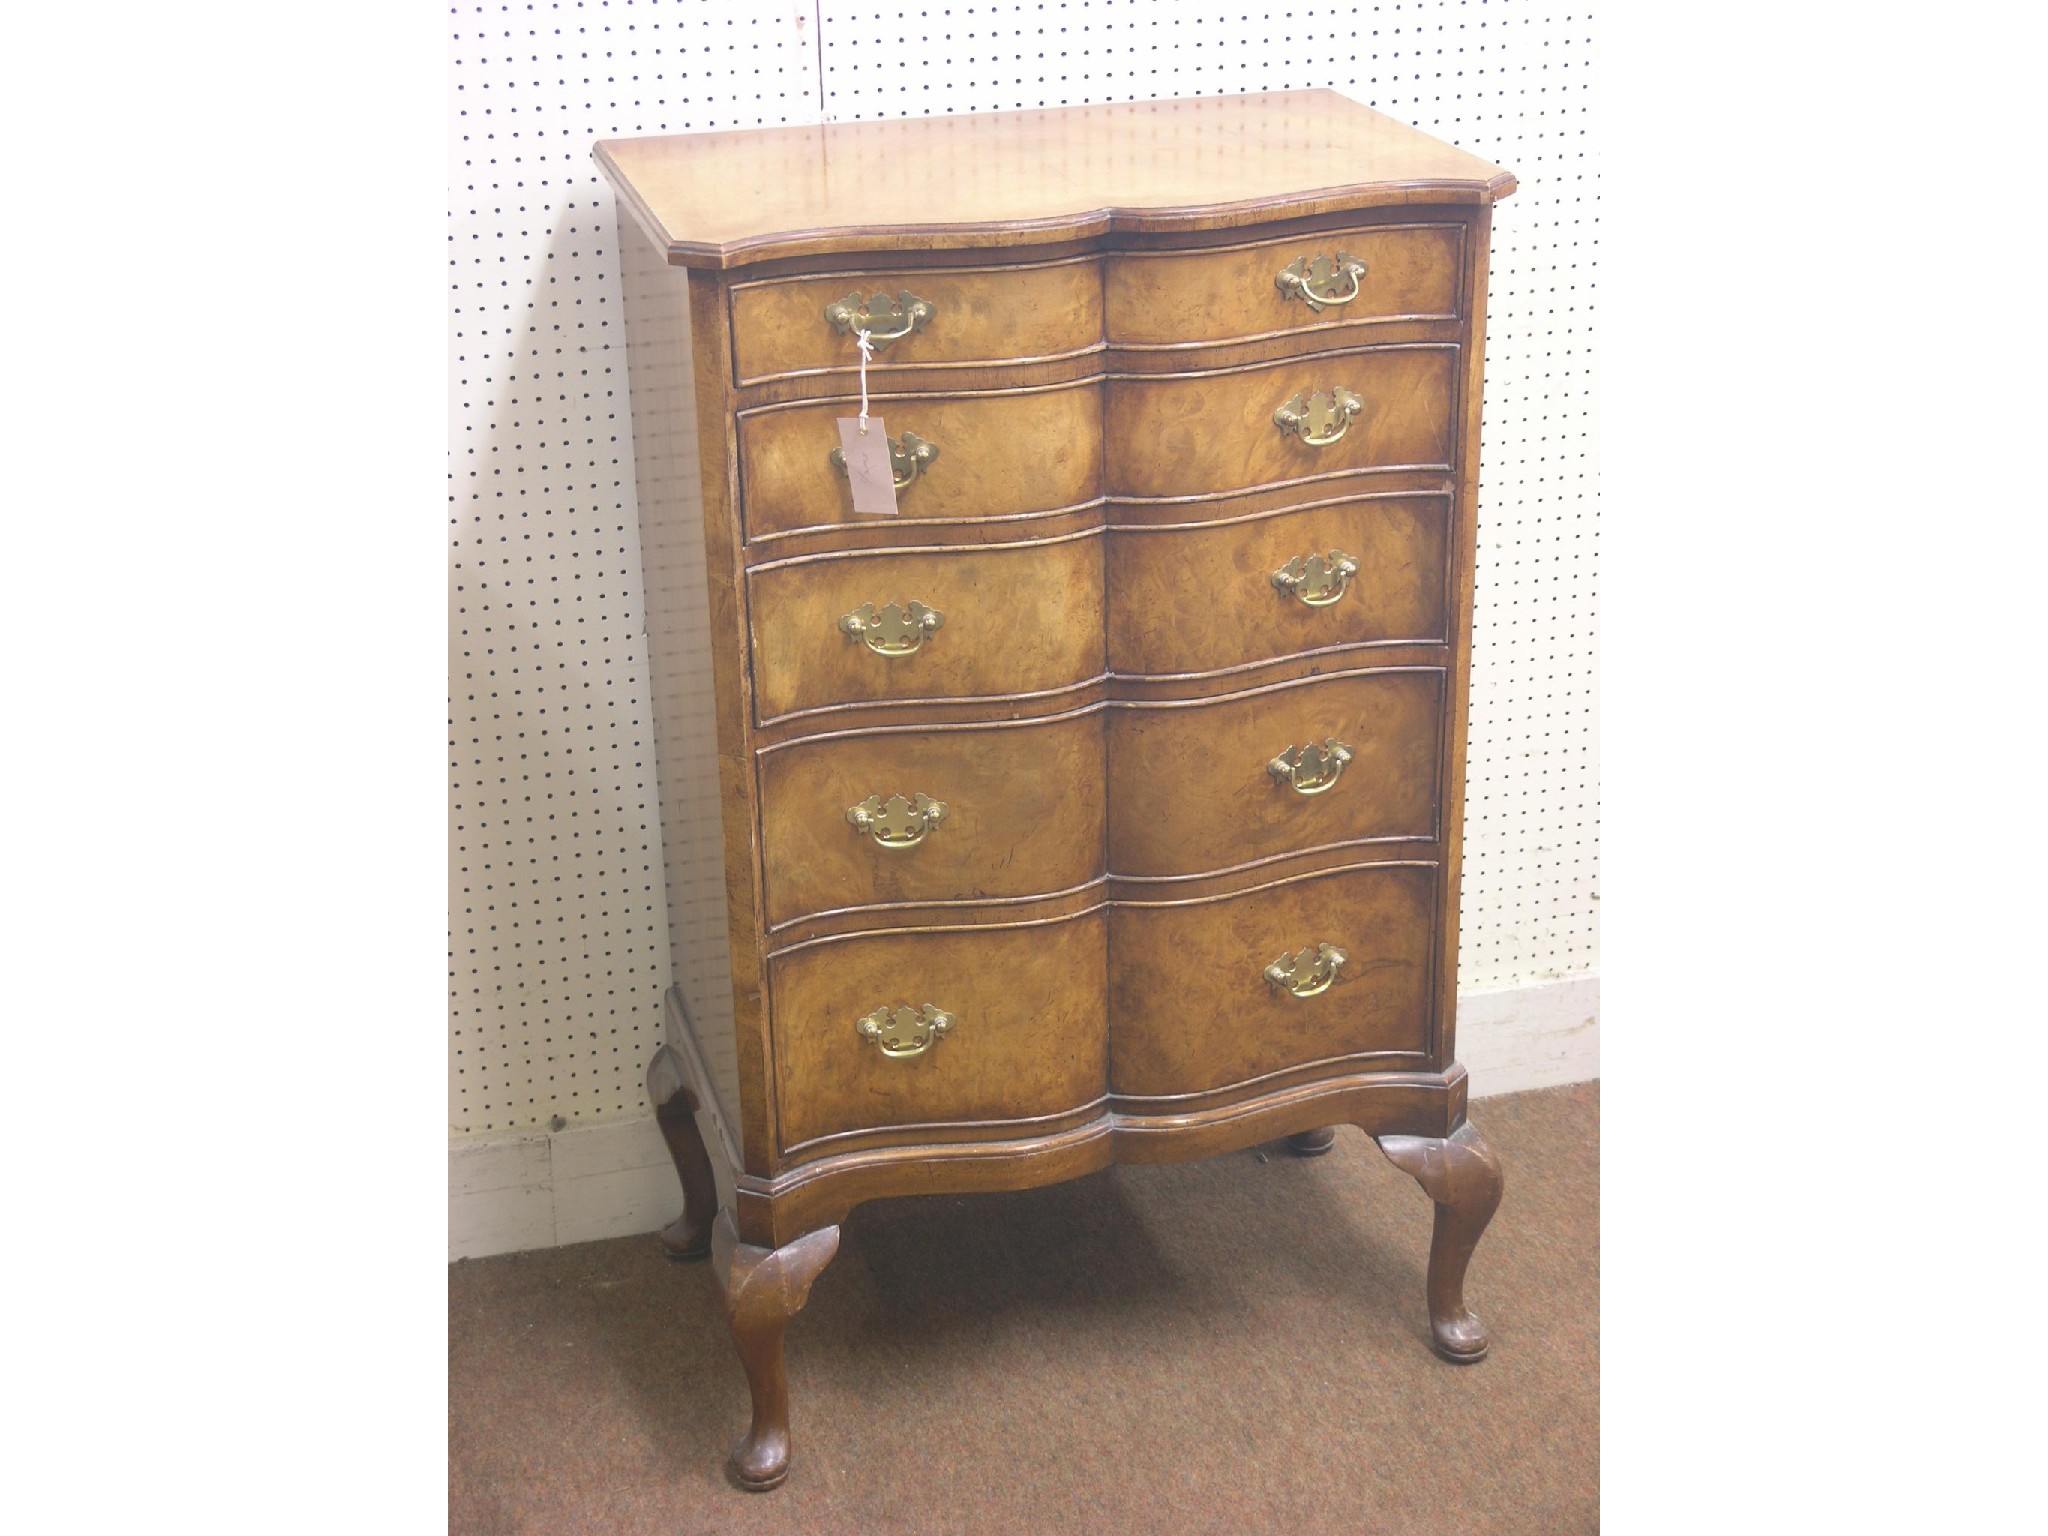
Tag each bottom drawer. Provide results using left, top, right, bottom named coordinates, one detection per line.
left=770, top=912, right=1109, bottom=1155
left=1109, top=863, right=1436, bottom=1099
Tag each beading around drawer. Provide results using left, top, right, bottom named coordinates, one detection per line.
left=1104, top=491, right=1453, bottom=678
left=738, top=379, right=1103, bottom=540
left=1105, top=345, right=1456, bottom=502
left=1109, top=861, right=1437, bottom=1100
left=746, top=533, right=1107, bottom=723
left=1103, top=222, right=1465, bottom=350
left=1105, top=667, right=1444, bottom=881
left=755, top=711, right=1106, bottom=931
left=769, top=912, right=1110, bottom=1155
left=729, top=256, right=1105, bottom=386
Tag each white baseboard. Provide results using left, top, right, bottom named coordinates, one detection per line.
left=449, top=1114, right=680, bottom=1260
left=448, top=974, right=1598, bottom=1260
left=1459, top=973, right=1601, bottom=1100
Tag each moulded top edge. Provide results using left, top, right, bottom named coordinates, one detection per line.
left=592, top=90, right=1515, bottom=272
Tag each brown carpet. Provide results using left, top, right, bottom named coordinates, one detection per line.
left=450, top=1081, right=1597, bottom=1535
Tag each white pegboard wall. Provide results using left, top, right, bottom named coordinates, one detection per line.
left=448, top=0, right=1597, bottom=1140
left=447, top=2, right=823, bottom=1138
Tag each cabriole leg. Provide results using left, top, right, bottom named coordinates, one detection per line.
left=646, top=1044, right=716, bottom=1260
left=713, top=1213, right=841, bottom=1491
left=1375, top=1120, right=1504, bottom=1362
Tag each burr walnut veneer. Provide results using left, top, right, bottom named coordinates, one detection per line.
left=597, top=91, right=1515, bottom=1491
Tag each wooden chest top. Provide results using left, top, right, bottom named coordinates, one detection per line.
left=595, top=89, right=1515, bottom=269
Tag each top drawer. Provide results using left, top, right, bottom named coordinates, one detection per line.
left=1104, top=223, right=1464, bottom=351
left=729, top=259, right=1104, bottom=386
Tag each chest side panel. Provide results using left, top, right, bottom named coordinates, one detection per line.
left=616, top=221, right=750, bottom=1143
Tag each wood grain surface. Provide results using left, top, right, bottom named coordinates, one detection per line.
left=1105, top=493, right=1451, bottom=676
left=1106, top=668, right=1443, bottom=878
left=1105, top=346, right=1456, bottom=500
left=1110, top=863, right=1436, bottom=1098
left=730, top=258, right=1104, bottom=384
left=1104, top=221, right=1463, bottom=348
left=769, top=913, right=1110, bottom=1152
left=594, top=90, right=1514, bottom=268
left=756, top=711, right=1106, bottom=929
left=747, top=534, right=1106, bottom=722
left=739, top=381, right=1102, bottom=538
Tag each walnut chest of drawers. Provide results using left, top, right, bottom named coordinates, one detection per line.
left=595, top=90, right=1515, bottom=1491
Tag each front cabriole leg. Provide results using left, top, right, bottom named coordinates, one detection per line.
left=713, top=1211, right=841, bottom=1491
left=1375, top=1120, right=1504, bottom=1362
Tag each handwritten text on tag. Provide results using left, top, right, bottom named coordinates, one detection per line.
left=835, top=416, right=899, bottom=515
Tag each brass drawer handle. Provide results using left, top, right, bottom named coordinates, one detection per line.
left=1273, top=388, right=1363, bottom=448
left=1271, top=550, right=1360, bottom=608
left=1275, top=252, right=1368, bottom=313
left=857, top=1003, right=955, bottom=1060
left=847, top=792, right=948, bottom=850
left=822, top=290, right=936, bottom=348
left=1268, top=738, right=1353, bottom=796
left=839, top=601, right=944, bottom=656
left=829, top=429, right=939, bottom=491
left=1265, top=943, right=1347, bottom=999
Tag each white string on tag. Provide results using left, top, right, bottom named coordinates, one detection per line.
left=856, top=328, right=873, bottom=434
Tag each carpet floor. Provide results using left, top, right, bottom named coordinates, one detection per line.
left=450, top=1080, right=1598, bottom=1535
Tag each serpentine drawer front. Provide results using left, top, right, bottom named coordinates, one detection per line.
left=738, top=381, right=1103, bottom=538
left=597, top=90, right=1515, bottom=1492
left=1108, top=862, right=1439, bottom=1101
left=1103, top=668, right=1445, bottom=879
left=1103, top=347, right=1458, bottom=501
left=768, top=912, right=1111, bottom=1154
left=755, top=710, right=1106, bottom=931
left=745, top=535, right=1106, bottom=722
left=1103, top=492, right=1453, bottom=676
left=1101, top=223, right=1466, bottom=349
left=730, top=259, right=1104, bottom=385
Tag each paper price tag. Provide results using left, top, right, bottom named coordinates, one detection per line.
left=836, top=415, right=899, bottom=515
